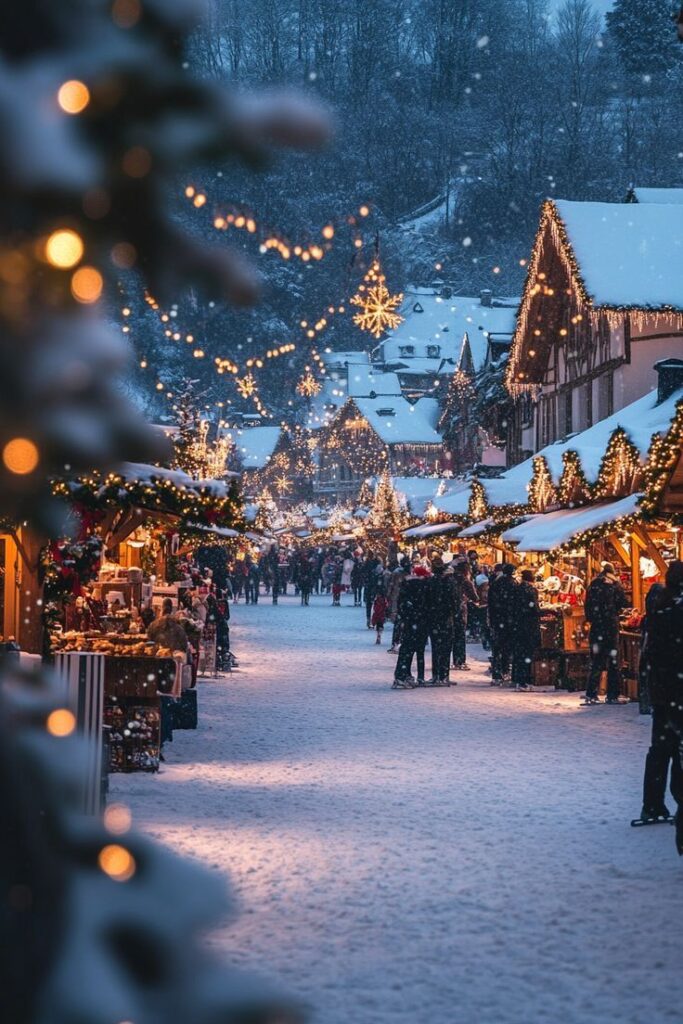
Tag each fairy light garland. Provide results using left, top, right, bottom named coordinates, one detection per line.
left=467, top=478, right=489, bottom=522
left=557, top=449, right=591, bottom=508
left=592, top=427, right=642, bottom=501
left=185, top=184, right=372, bottom=264
left=641, top=399, right=683, bottom=517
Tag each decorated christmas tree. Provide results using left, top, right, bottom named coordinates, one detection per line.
left=366, top=470, right=408, bottom=535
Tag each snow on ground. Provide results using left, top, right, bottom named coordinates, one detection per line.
left=112, top=594, right=683, bottom=1024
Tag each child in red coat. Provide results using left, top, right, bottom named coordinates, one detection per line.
left=371, top=591, right=389, bottom=645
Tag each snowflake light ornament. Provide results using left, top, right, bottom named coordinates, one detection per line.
left=351, top=261, right=403, bottom=339
left=275, top=473, right=291, bottom=495
left=296, top=371, right=322, bottom=398
left=236, top=372, right=257, bottom=398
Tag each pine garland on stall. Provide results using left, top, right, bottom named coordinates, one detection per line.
left=592, top=427, right=642, bottom=501
left=467, top=478, right=489, bottom=522
left=557, top=450, right=591, bottom=508
left=528, top=455, right=557, bottom=512
left=366, top=471, right=408, bottom=535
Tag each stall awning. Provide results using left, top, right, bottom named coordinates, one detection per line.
left=500, top=494, right=642, bottom=552
left=403, top=522, right=463, bottom=539
left=186, top=522, right=240, bottom=539
left=458, top=518, right=496, bottom=538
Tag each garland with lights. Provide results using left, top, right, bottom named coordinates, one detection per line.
left=557, top=449, right=592, bottom=508
left=322, top=400, right=389, bottom=479
left=53, top=468, right=245, bottom=538
left=528, top=455, right=557, bottom=513
left=364, top=470, right=409, bottom=536
left=467, top=478, right=489, bottom=523
left=641, top=399, right=683, bottom=517
left=592, top=427, right=642, bottom=501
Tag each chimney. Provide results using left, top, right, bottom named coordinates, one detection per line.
left=480, top=289, right=492, bottom=307
left=655, top=358, right=683, bottom=404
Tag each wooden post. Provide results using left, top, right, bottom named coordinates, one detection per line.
left=629, top=531, right=643, bottom=611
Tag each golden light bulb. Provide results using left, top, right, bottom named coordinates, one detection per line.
left=45, top=229, right=84, bottom=269
left=57, top=80, right=90, bottom=115
left=46, top=708, right=76, bottom=737
left=71, top=266, right=103, bottom=303
left=2, top=437, right=39, bottom=475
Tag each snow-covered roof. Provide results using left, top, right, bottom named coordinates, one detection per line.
left=392, top=476, right=446, bottom=516
left=352, top=396, right=442, bottom=446
left=381, top=291, right=518, bottom=375
left=347, top=367, right=403, bottom=398
left=119, top=462, right=237, bottom=495
left=232, top=426, right=282, bottom=470
left=486, top=385, right=683, bottom=507
left=403, top=522, right=463, bottom=539
left=320, top=350, right=370, bottom=369
left=632, top=188, right=683, bottom=205
left=432, top=480, right=473, bottom=516
left=500, top=494, right=642, bottom=552
left=554, top=200, right=683, bottom=309
left=414, top=397, right=441, bottom=430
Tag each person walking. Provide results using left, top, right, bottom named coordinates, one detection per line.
left=488, top=563, right=517, bottom=684
left=267, top=545, right=280, bottom=605
left=340, top=549, right=354, bottom=594
left=363, top=551, right=381, bottom=628
left=511, top=569, right=541, bottom=691
left=426, top=556, right=457, bottom=685
left=245, top=558, right=260, bottom=604
left=351, top=552, right=364, bottom=607
left=297, top=550, right=314, bottom=606
left=386, top=556, right=410, bottom=653
left=583, top=562, right=628, bottom=705
left=393, top=567, right=431, bottom=687
left=475, top=569, right=492, bottom=650
left=371, top=575, right=388, bottom=645
left=451, top=560, right=479, bottom=671
left=637, top=561, right=683, bottom=829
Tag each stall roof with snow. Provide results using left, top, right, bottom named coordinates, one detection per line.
left=231, top=426, right=282, bottom=471
left=351, top=396, right=442, bottom=446
left=500, top=494, right=642, bottom=552
left=631, top=187, right=683, bottom=205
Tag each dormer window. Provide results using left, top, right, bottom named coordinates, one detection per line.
left=413, top=302, right=424, bottom=313
left=377, top=407, right=395, bottom=416
left=426, top=345, right=441, bottom=358
left=399, top=345, right=415, bottom=358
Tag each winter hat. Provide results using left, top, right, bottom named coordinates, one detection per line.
left=501, top=563, right=515, bottom=576
left=601, top=561, right=615, bottom=575
left=431, top=556, right=445, bottom=573
left=413, top=565, right=431, bottom=578
left=475, top=572, right=488, bottom=587
left=521, top=569, right=535, bottom=583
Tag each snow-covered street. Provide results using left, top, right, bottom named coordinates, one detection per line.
left=112, top=595, right=683, bottom=1024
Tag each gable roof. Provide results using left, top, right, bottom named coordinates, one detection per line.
left=232, top=426, right=282, bottom=470
left=350, top=396, right=442, bottom=446
left=506, top=199, right=683, bottom=391
left=553, top=199, right=683, bottom=309
left=347, top=367, right=403, bottom=398
left=381, top=290, right=518, bottom=375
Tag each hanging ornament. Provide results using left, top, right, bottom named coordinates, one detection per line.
left=350, top=260, right=403, bottom=339
left=236, top=372, right=257, bottom=399
left=296, top=371, right=322, bottom=398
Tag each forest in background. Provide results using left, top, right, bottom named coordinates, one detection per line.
left=121, top=0, right=683, bottom=423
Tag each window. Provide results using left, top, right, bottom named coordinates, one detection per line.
left=399, top=345, right=415, bottom=358
left=564, top=390, right=573, bottom=436
left=585, top=381, right=593, bottom=428
left=426, top=344, right=441, bottom=358
left=600, top=372, right=614, bottom=418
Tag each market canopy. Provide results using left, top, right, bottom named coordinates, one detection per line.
left=500, top=494, right=642, bottom=552
left=403, top=522, right=463, bottom=539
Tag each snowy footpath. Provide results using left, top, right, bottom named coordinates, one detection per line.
left=112, top=594, right=683, bottom=1024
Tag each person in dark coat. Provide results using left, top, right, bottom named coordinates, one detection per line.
left=363, top=551, right=381, bottom=628
left=488, top=563, right=516, bottom=683
left=584, top=562, right=629, bottom=704
left=450, top=561, right=479, bottom=671
left=350, top=554, right=364, bottom=607
left=298, top=551, right=314, bottom=606
left=393, top=569, right=431, bottom=686
left=511, top=569, right=541, bottom=691
left=426, top=557, right=457, bottom=685
left=639, top=561, right=683, bottom=829
left=245, top=558, right=260, bottom=604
